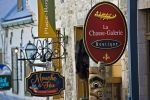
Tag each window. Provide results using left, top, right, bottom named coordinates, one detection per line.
left=10, top=32, right=13, bottom=45
left=145, top=9, right=150, bottom=98
left=17, top=0, right=23, bottom=11
left=74, top=26, right=89, bottom=99
left=146, top=9, right=150, bottom=33
left=0, top=49, right=2, bottom=63
left=60, top=0, right=64, bottom=3
left=11, top=48, right=19, bottom=94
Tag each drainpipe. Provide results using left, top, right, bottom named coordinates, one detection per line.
left=127, top=0, right=139, bottom=100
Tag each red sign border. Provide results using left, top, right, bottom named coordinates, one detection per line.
left=83, top=2, right=127, bottom=65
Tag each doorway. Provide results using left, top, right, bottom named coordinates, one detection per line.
left=74, top=26, right=89, bottom=100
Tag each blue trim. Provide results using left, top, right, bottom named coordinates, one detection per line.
left=127, top=0, right=139, bottom=100
left=4, top=15, right=32, bottom=22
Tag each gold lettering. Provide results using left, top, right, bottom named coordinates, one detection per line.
left=31, top=74, right=40, bottom=84
left=94, top=11, right=116, bottom=20
left=30, top=73, right=57, bottom=89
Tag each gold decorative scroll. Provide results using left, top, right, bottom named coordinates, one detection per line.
left=94, top=11, right=116, bottom=20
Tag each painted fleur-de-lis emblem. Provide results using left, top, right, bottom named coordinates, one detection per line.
left=103, top=53, right=110, bottom=61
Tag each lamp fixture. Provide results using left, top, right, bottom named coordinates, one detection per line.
left=15, top=47, right=19, bottom=54
left=17, top=30, right=67, bottom=64
left=25, top=41, right=38, bottom=63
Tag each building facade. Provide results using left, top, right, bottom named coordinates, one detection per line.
left=137, top=0, right=150, bottom=99
left=0, top=0, right=46, bottom=99
left=0, top=0, right=150, bottom=100
left=55, top=0, right=129, bottom=100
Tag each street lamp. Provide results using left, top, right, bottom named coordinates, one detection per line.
left=25, top=41, right=38, bottom=63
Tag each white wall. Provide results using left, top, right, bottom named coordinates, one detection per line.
left=4, top=25, right=47, bottom=100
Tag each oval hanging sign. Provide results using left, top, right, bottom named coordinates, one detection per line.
left=84, top=2, right=127, bottom=65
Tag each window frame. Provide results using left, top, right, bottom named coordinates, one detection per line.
left=17, top=0, right=23, bottom=11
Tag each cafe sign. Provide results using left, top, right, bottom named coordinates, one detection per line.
left=84, top=2, right=127, bottom=65
left=0, top=64, right=11, bottom=90
left=26, top=71, right=65, bottom=96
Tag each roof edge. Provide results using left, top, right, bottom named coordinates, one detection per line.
left=2, top=16, right=33, bottom=28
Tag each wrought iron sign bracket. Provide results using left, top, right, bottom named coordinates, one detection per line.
left=16, top=28, right=67, bottom=64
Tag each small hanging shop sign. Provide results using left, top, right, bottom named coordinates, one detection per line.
left=26, top=71, right=65, bottom=96
left=0, top=64, right=11, bottom=91
left=84, top=2, right=127, bottom=65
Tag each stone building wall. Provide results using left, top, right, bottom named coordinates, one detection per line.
left=55, top=1, right=92, bottom=99
left=119, top=0, right=129, bottom=100
left=138, top=0, right=150, bottom=9
left=137, top=1, right=150, bottom=99
left=55, top=0, right=128, bottom=100
left=120, top=0, right=150, bottom=100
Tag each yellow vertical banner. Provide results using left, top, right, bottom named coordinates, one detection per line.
left=38, top=0, right=56, bottom=38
